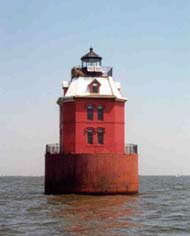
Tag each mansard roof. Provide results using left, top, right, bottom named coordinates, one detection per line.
left=62, top=76, right=126, bottom=101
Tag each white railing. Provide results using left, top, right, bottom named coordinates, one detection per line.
left=87, top=66, right=103, bottom=72
left=72, top=66, right=113, bottom=77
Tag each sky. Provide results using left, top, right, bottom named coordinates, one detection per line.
left=0, top=0, right=190, bottom=176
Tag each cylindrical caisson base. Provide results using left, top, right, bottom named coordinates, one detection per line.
left=45, top=153, right=138, bottom=194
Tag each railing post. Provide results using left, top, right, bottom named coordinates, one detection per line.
left=45, top=143, right=60, bottom=154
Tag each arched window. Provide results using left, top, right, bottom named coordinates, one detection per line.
left=87, top=105, right=93, bottom=120
left=97, top=105, right=104, bottom=120
left=87, top=128, right=93, bottom=144
left=98, top=128, right=104, bottom=144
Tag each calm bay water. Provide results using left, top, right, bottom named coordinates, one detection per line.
left=0, top=176, right=190, bottom=236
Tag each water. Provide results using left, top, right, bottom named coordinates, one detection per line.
left=0, top=176, right=190, bottom=236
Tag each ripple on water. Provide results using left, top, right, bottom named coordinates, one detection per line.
left=1, top=176, right=190, bottom=236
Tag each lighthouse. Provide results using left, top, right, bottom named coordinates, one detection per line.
left=45, top=48, right=138, bottom=194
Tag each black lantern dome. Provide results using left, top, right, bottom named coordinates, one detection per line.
left=81, top=47, right=102, bottom=67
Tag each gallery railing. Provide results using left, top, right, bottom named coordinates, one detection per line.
left=46, top=143, right=138, bottom=155
left=46, top=143, right=60, bottom=154
left=125, top=144, right=138, bottom=154
left=72, top=66, right=113, bottom=77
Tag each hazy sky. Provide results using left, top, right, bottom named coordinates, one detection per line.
left=1, top=0, right=190, bottom=176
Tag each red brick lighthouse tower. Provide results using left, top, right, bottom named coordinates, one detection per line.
left=45, top=48, right=138, bottom=194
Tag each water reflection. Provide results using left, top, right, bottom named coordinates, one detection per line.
left=46, top=194, right=140, bottom=235
left=2, top=177, right=190, bottom=235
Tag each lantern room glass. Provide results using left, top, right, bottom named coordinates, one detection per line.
left=82, top=59, right=102, bottom=68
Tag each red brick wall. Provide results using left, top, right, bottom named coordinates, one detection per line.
left=60, top=98, right=125, bottom=154
left=60, top=101, right=76, bottom=153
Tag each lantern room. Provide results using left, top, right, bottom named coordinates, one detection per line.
left=71, top=48, right=112, bottom=78
left=81, top=47, right=102, bottom=67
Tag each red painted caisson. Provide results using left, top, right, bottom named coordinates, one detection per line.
left=45, top=48, right=138, bottom=194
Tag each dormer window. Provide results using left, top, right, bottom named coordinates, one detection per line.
left=92, top=83, right=98, bottom=93
left=89, top=79, right=101, bottom=94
